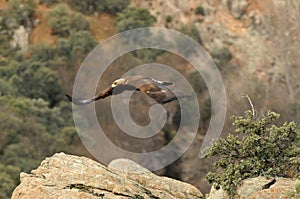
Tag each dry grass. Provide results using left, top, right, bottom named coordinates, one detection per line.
left=30, top=4, right=58, bottom=46
left=88, top=13, right=117, bottom=42
left=0, top=0, right=8, bottom=10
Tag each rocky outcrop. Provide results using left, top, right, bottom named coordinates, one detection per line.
left=11, top=25, right=29, bottom=53
left=12, top=153, right=203, bottom=199
left=207, top=176, right=298, bottom=199
left=250, top=178, right=299, bottom=199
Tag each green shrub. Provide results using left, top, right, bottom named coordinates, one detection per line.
left=0, top=16, right=18, bottom=58
left=201, top=98, right=211, bottom=122
left=54, top=38, right=72, bottom=58
left=48, top=4, right=89, bottom=37
left=116, top=7, right=156, bottom=32
left=175, top=24, right=202, bottom=56
left=8, top=0, right=36, bottom=26
left=47, top=4, right=71, bottom=36
left=71, top=12, right=90, bottom=29
left=104, top=0, right=130, bottom=14
left=67, top=0, right=94, bottom=14
left=115, top=6, right=158, bottom=61
left=130, top=49, right=164, bottom=62
left=0, top=164, right=20, bottom=199
left=296, top=180, right=300, bottom=197
left=212, top=46, right=232, bottom=69
left=166, top=15, right=173, bottom=23
left=53, top=31, right=97, bottom=67
left=28, top=43, right=54, bottom=63
left=11, top=61, right=63, bottom=107
left=189, top=71, right=206, bottom=94
left=68, top=31, right=97, bottom=55
left=205, top=110, right=300, bottom=197
left=195, top=6, right=205, bottom=16
left=0, top=78, right=17, bottom=96
left=68, top=0, right=129, bottom=15
left=39, top=0, right=62, bottom=6
left=212, top=47, right=232, bottom=62
left=179, top=24, right=202, bottom=44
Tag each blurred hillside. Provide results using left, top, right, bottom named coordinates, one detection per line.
left=132, top=0, right=300, bottom=122
left=0, top=0, right=299, bottom=198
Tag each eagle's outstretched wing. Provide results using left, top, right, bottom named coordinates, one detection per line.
left=66, top=86, right=113, bottom=105
left=66, top=76, right=187, bottom=105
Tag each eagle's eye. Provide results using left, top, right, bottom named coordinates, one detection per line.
left=112, top=82, right=118, bottom=87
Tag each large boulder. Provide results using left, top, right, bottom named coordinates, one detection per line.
left=12, top=153, right=203, bottom=199
left=207, top=176, right=298, bottom=199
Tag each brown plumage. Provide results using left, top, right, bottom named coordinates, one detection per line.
left=66, top=75, right=188, bottom=105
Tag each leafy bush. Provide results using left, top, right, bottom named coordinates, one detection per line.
left=294, top=180, right=300, bottom=197
left=47, top=4, right=70, bottom=36
left=67, top=0, right=94, bottom=14
left=70, top=13, right=90, bottom=32
left=179, top=24, right=202, bottom=44
left=201, top=98, right=211, bottom=122
left=115, top=7, right=158, bottom=61
left=8, top=0, right=36, bottom=26
left=11, top=61, right=63, bottom=107
left=28, top=43, right=54, bottom=63
left=205, top=110, right=300, bottom=197
left=67, top=31, right=97, bottom=56
left=166, top=15, right=173, bottom=23
left=195, top=6, right=205, bottom=16
left=0, top=78, right=17, bottom=96
left=0, top=164, right=20, bottom=199
left=116, top=7, right=156, bottom=32
left=189, top=71, right=207, bottom=94
left=175, top=24, right=202, bottom=56
left=68, top=0, right=129, bottom=15
left=48, top=4, right=89, bottom=37
left=104, top=0, right=130, bottom=14
left=130, top=49, right=165, bottom=62
left=39, top=0, right=63, bottom=6
left=211, top=46, right=232, bottom=69
left=0, top=16, right=18, bottom=58
left=54, top=31, right=97, bottom=66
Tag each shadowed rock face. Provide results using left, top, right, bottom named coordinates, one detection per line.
left=11, top=153, right=203, bottom=199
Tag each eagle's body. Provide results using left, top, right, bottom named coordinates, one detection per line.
left=66, top=75, right=186, bottom=105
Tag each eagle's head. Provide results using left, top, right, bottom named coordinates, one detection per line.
left=111, top=78, right=126, bottom=88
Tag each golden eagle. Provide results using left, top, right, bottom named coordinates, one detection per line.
left=66, top=76, right=187, bottom=105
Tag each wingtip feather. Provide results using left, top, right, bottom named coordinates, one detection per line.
left=66, top=94, right=73, bottom=102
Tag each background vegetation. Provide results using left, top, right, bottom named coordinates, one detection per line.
left=0, top=0, right=171, bottom=197
left=0, top=0, right=299, bottom=198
